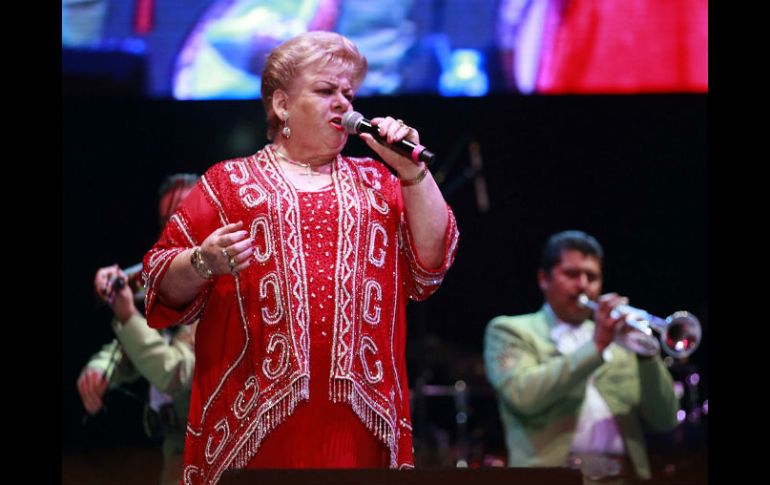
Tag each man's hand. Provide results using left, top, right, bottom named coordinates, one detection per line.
left=77, top=367, right=108, bottom=415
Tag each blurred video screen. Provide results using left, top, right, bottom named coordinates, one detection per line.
left=62, top=0, right=708, bottom=99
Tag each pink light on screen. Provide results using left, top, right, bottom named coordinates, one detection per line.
left=536, top=0, right=708, bottom=94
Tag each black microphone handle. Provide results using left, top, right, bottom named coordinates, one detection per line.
left=354, top=118, right=436, bottom=165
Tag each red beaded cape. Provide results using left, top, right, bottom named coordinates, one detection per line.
left=143, top=146, right=459, bottom=484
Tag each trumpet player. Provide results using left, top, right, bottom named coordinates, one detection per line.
left=76, top=173, right=199, bottom=485
left=483, top=230, right=679, bottom=483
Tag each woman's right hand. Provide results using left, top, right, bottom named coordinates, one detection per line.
left=199, top=221, right=254, bottom=275
left=157, top=221, right=255, bottom=307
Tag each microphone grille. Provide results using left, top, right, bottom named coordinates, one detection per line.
left=341, top=111, right=363, bottom=134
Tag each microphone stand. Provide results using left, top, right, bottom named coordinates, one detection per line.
left=435, top=137, right=491, bottom=213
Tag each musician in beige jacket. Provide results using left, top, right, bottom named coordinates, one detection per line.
left=76, top=174, right=198, bottom=485
left=484, top=230, right=679, bottom=483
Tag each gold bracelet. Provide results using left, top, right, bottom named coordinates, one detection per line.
left=190, top=246, right=213, bottom=279
left=399, top=165, right=429, bottom=187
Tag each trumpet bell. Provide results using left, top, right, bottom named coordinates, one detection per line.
left=662, top=311, right=701, bottom=359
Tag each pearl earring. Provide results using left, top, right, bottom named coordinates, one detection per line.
left=281, top=111, right=291, bottom=138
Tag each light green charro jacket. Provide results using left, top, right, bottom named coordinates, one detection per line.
left=86, top=314, right=195, bottom=464
left=483, top=306, right=679, bottom=479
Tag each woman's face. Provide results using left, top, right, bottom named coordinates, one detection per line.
left=282, top=63, right=355, bottom=157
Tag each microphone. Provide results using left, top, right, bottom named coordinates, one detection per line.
left=342, top=111, right=436, bottom=165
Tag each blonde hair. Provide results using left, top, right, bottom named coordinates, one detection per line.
left=261, top=31, right=368, bottom=140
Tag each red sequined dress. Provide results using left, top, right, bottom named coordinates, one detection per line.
left=247, top=185, right=388, bottom=468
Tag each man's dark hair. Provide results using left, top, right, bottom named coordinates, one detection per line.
left=158, top=173, right=199, bottom=197
left=158, top=173, right=199, bottom=227
left=540, top=230, right=604, bottom=274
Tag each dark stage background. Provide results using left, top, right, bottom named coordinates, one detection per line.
left=62, top=94, right=707, bottom=474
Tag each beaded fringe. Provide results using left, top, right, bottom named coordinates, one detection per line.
left=230, top=378, right=310, bottom=469
left=226, top=377, right=398, bottom=472
left=331, top=378, right=398, bottom=468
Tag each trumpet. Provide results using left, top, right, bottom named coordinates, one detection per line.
left=577, top=294, right=701, bottom=359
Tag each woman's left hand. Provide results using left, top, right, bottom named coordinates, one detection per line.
left=359, top=116, right=425, bottom=180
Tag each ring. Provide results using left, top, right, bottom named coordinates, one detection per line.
left=221, top=247, right=236, bottom=272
